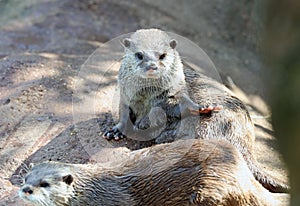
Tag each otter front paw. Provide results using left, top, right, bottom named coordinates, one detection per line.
left=189, top=105, right=223, bottom=115
left=135, top=107, right=167, bottom=130
left=134, top=116, right=151, bottom=131
left=103, top=127, right=126, bottom=140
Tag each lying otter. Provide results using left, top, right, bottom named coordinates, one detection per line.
left=19, top=139, right=279, bottom=206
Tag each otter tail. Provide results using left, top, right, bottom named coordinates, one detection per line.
left=243, top=148, right=289, bottom=193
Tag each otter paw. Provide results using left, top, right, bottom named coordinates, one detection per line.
left=103, top=128, right=126, bottom=140
left=135, top=108, right=167, bottom=130
left=134, top=117, right=151, bottom=130
left=189, top=105, right=223, bottom=115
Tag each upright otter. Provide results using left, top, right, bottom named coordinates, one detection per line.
left=103, top=29, right=289, bottom=193
left=19, top=139, right=279, bottom=206
left=104, top=28, right=220, bottom=141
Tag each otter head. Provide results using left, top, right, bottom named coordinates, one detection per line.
left=19, top=162, right=74, bottom=206
left=122, top=29, right=179, bottom=79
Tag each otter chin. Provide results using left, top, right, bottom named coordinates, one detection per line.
left=19, top=139, right=279, bottom=206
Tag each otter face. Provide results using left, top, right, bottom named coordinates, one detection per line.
left=122, top=31, right=178, bottom=79
left=19, top=163, right=74, bottom=206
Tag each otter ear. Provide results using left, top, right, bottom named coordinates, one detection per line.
left=169, top=39, right=177, bottom=49
left=122, top=38, right=131, bottom=48
left=62, top=174, right=73, bottom=185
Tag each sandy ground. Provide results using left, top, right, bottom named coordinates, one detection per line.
left=0, top=0, right=289, bottom=205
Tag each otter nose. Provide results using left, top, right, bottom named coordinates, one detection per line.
left=146, top=65, right=158, bottom=71
left=22, top=186, right=33, bottom=195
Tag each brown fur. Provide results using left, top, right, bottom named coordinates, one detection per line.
left=19, top=139, right=278, bottom=206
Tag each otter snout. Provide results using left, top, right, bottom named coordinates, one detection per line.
left=22, top=186, right=34, bottom=195
left=139, top=62, right=160, bottom=78
left=19, top=185, right=35, bottom=202
left=146, top=65, right=158, bottom=71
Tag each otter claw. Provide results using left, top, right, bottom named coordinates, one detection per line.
left=103, top=128, right=126, bottom=141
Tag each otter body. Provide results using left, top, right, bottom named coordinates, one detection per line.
left=19, top=140, right=277, bottom=206
left=103, top=29, right=288, bottom=193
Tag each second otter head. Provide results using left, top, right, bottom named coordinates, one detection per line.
left=18, top=162, right=74, bottom=206
left=122, top=29, right=178, bottom=79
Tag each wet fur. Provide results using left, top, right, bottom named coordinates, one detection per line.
left=19, top=140, right=278, bottom=206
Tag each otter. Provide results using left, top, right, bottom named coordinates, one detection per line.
left=103, top=29, right=288, bottom=193
left=19, top=139, right=279, bottom=206
left=104, top=28, right=221, bottom=141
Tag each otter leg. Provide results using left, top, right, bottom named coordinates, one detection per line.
left=103, top=102, right=129, bottom=140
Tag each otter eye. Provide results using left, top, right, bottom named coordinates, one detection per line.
left=135, top=52, right=144, bottom=60
left=40, top=182, right=50, bottom=187
left=159, top=53, right=166, bottom=60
